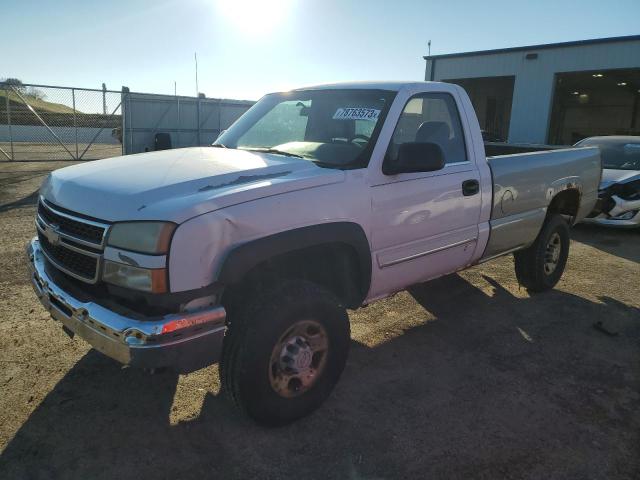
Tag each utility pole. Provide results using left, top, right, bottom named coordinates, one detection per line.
left=175, top=80, right=180, bottom=148
left=194, top=52, right=199, bottom=96
left=194, top=53, right=201, bottom=145
left=102, top=83, right=107, bottom=114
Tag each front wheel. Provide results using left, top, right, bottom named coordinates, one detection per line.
left=220, top=279, right=350, bottom=426
left=514, top=214, right=570, bottom=292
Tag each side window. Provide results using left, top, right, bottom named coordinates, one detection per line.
left=386, top=93, right=467, bottom=165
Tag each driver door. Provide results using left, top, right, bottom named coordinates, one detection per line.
left=368, top=92, right=482, bottom=297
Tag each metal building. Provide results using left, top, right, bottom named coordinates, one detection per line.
left=424, top=35, right=640, bottom=145
left=122, top=92, right=253, bottom=155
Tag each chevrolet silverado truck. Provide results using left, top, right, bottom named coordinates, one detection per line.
left=27, top=81, right=602, bottom=425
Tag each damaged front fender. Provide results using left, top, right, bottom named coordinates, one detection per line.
left=607, top=194, right=640, bottom=218
left=586, top=173, right=640, bottom=227
left=601, top=174, right=640, bottom=212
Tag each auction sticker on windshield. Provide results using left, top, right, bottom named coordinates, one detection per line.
left=333, top=107, right=381, bottom=121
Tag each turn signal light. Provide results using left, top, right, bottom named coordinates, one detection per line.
left=161, top=310, right=223, bottom=334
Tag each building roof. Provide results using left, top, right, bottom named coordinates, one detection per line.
left=423, top=34, right=640, bottom=61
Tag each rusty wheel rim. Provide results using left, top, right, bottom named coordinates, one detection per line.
left=269, top=320, right=329, bottom=398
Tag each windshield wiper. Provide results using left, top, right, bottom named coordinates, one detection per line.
left=243, top=147, right=305, bottom=159
left=211, top=143, right=230, bottom=148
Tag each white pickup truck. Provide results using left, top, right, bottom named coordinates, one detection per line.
left=27, top=81, right=601, bottom=425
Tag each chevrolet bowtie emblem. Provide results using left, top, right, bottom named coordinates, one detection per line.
left=44, top=223, right=61, bottom=246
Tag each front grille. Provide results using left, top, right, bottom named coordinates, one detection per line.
left=36, top=198, right=109, bottom=284
left=38, top=200, right=106, bottom=245
left=38, top=230, right=98, bottom=280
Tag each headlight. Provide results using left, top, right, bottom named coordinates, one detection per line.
left=104, top=221, right=175, bottom=292
left=107, top=221, right=176, bottom=254
left=103, top=261, right=167, bottom=293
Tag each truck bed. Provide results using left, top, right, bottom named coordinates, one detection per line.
left=481, top=147, right=601, bottom=260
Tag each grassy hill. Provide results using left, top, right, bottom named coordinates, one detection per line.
left=0, top=89, right=120, bottom=127
left=0, top=89, right=75, bottom=114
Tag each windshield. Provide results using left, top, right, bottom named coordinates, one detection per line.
left=576, top=137, right=640, bottom=170
left=214, top=89, right=396, bottom=168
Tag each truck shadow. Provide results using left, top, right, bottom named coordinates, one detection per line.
left=0, top=189, right=38, bottom=214
left=571, top=224, right=640, bottom=263
left=1, top=275, right=639, bottom=479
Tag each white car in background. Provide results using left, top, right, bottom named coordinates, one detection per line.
left=577, top=136, right=640, bottom=228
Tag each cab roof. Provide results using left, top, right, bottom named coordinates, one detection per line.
left=290, top=81, right=438, bottom=92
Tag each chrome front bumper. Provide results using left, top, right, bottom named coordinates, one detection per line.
left=27, top=237, right=227, bottom=373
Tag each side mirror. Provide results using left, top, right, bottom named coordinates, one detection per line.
left=296, top=102, right=310, bottom=117
left=383, top=142, right=445, bottom=175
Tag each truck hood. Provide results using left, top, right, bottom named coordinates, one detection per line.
left=40, top=147, right=344, bottom=223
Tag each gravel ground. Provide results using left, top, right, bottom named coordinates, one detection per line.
left=0, top=161, right=638, bottom=480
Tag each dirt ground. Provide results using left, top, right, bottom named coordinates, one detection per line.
left=0, top=161, right=638, bottom=480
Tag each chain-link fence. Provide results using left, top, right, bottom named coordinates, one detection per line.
left=0, top=83, right=124, bottom=161
left=0, top=82, right=254, bottom=162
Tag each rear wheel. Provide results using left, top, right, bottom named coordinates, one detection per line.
left=220, top=279, right=350, bottom=426
left=514, top=214, right=570, bottom=292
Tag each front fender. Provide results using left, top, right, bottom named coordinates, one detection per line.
left=218, top=222, right=372, bottom=299
left=169, top=208, right=372, bottom=300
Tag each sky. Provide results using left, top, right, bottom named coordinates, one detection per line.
left=2, top=0, right=639, bottom=100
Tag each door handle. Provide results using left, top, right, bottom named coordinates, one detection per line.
left=462, top=179, right=479, bottom=196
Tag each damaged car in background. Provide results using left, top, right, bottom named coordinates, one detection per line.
left=578, top=136, right=640, bottom=228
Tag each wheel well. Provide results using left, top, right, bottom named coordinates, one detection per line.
left=548, top=189, right=580, bottom=220
left=222, top=243, right=365, bottom=310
